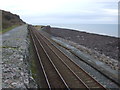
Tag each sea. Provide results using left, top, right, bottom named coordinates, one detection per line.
left=48, top=24, right=118, bottom=38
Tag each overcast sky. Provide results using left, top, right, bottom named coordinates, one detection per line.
left=0, top=0, right=119, bottom=25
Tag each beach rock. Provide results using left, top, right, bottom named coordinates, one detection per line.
left=48, top=27, right=119, bottom=60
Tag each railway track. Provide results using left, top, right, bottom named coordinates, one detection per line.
left=29, top=25, right=107, bottom=89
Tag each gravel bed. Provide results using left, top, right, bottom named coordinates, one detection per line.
left=2, top=25, right=37, bottom=89
left=53, top=37, right=119, bottom=71
left=53, top=39, right=119, bottom=89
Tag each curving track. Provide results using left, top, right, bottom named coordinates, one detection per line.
left=28, top=25, right=107, bottom=89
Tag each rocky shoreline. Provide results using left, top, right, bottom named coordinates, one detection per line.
left=52, top=37, right=119, bottom=71
left=43, top=26, right=119, bottom=61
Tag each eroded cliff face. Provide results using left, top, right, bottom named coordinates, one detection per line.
left=2, top=10, right=25, bottom=29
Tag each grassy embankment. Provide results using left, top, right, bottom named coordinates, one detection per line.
left=34, top=25, right=45, bottom=30
left=0, top=25, right=19, bottom=34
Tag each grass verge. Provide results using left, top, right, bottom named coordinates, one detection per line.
left=34, top=25, right=45, bottom=30
left=0, top=25, right=19, bottom=34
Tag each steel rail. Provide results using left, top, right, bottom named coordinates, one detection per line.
left=34, top=30, right=90, bottom=89
left=29, top=29, right=51, bottom=88
left=38, top=30, right=107, bottom=89
left=31, top=29, right=70, bottom=89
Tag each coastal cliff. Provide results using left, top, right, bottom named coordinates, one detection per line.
left=2, top=10, right=25, bottom=29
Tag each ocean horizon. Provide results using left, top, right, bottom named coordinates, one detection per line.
left=44, top=24, right=118, bottom=38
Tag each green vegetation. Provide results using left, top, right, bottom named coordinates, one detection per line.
left=31, top=58, right=38, bottom=79
left=0, top=46, right=18, bottom=49
left=0, top=25, right=19, bottom=34
left=0, top=26, right=2, bottom=30
left=29, top=35, right=38, bottom=80
left=34, top=25, right=45, bottom=30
